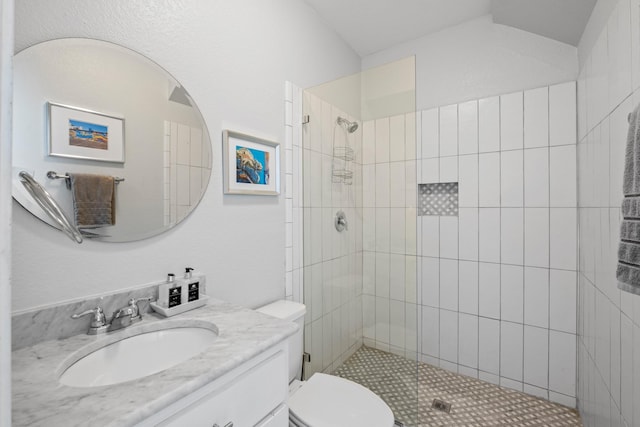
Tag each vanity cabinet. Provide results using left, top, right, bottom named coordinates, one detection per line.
left=139, top=342, right=289, bottom=427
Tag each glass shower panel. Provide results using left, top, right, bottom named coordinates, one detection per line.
left=302, top=56, right=419, bottom=426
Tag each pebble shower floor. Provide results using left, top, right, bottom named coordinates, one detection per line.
left=332, top=346, right=582, bottom=427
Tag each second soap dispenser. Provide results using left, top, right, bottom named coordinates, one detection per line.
left=180, top=267, right=200, bottom=303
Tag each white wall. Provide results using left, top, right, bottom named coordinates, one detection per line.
left=576, top=0, right=640, bottom=425
left=0, top=0, right=13, bottom=423
left=12, top=0, right=361, bottom=312
left=362, top=15, right=579, bottom=111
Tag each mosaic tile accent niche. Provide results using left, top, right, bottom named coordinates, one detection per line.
left=418, top=182, right=458, bottom=216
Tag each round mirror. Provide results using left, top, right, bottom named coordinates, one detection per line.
left=12, top=38, right=212, bottom=242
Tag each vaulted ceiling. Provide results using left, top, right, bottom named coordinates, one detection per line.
left=302, top=0, right=597, bottom=56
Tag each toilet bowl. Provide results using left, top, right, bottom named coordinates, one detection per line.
left=256, top=300, right=394, bottom=427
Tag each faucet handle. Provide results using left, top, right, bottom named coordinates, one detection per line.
left=128, top=296, right=155, bottom=317
left=71, top=306, right=107, bottom=328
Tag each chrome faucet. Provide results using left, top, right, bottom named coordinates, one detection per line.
left=72, top=297, right=155, bottom=335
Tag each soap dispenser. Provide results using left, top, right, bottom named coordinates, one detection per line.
left=181, top=267, right=200, bottom=303
left=158, top=273, right=182, bottom=308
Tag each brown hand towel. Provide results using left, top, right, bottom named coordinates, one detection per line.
left=68, top=173, right=116, bottom=227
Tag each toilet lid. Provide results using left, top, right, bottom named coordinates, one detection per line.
left=288, top=373, right=394, bottom=427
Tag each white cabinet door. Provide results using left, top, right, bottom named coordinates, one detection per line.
left=255, top=404, right=288, bottom=427
left=158, top=350, right=287, bottom=427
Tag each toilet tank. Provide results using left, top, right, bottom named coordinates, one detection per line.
left=256, top=300, right=306, bottom=383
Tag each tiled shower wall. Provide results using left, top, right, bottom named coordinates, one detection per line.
left=299, top=90, right=364, bottom=378
left=361, top=114, right=419, bottom=359
left=576, top=0, right=640, bottom=425
left=163, top=121, right=209, bottom=227
left=418, top=82, right=579, bottom=407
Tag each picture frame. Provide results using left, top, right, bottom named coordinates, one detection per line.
left=47, top=102, right=125, bottom=163
left=222, top=130, right=280, bottom=195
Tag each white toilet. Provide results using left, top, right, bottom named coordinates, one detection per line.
left=257, top=300, right=395, bottom=427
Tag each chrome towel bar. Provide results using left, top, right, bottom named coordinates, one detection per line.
left=46, top=171, right=125, bottom=183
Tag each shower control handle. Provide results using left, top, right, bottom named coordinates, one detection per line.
left=335, top=210, right=348, bottom=232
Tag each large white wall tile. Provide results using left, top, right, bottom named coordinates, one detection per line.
left=479, top=96, right=500, bottom=153
left=500, top=321, right=524, bottom=381
left=479, top=317, right=501, bottom=375
left=524, top=267, right=549, bottom=328
left=440, top=104, right=458, bottom=157
left=362, top=120, right=376, bottom=165
left=524, top=148, right=549, bottom=207
left=549, top=82, right=577, bottom=146
left=501, top=208, right=524, bottom=265
left=479, top=262, right=500, bottom=319
left=501, top=92, right=524, bottom=151
left=389, top=254, right=406, bottom=301
left=479, top=153, right=501, bottom=207
left=459, top=260, right=479, bottom=315
left=421, top=158, right=439, bottom=183
left=479, top=208, right=501, bottom=263
left=421, top=257, right=439, bottom=308
left=375, top=208, right=390, bottom=253
left=421, top=108, right=439, bottom=159
left=421, top=306, right=440, bottom=357
left=607, top=0, right=632, bottom=112
left=375, top=252, right=390, bottom=298
left=550, top=269, right=577, bottom=334
left=375, top=297, right=390, bottom=344
left=459, top=100, right=479, bottom=155
left=440, top=259, right=459, bottom=311
left=389, top=114, right=406, bottom=162
left=459, top=313, right=479, bottom=368
left=501, top=150, right=524, bottom=207
left=524, top=208, right=549, bottom=268
left=549, top=330, right=576, bottom=396
left=439, top=156, right=458, bottom=182
left=620, top=314, right=633, bottom=423
left=549, top=145, right=577, bottom=207
left=362, top=208, right=376, bottom=251
left=375, top=117, right=390, bottom=163
left=550, top=208, right=577, bottom=270
left=389, top=300, right=405, bottom=350
left=389, top=208, right=406, bottom=254
left=362, top=165, right=376, bottom=208
left=389, top=162, right=406, bottom=208
left=458, top=208, right=479, bottom=261
left=632, top=0, right=640, bottom=91
left=440, top=216, right=459, bottom=259
left=375, top=163, right=390, bottom=207
left=439, top=309, right=459, bottom=363
left=405, top=112, right=417, bottom=161
left=501, top=265, right=524, bottom=323
left=422, top=216, right=440, bottom=258
left=524, top=325, right=549, bottom=388
left=459, top=155, right=479, bottom=207
left=524, top=87, right=549, bottom=149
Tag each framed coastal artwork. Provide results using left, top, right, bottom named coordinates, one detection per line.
left=222, top=129, right=280, bottom=195
left=47, top=102, right=125, bottom=163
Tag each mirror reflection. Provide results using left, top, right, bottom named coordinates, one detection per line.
left=12, top=38, right=212, bottom=242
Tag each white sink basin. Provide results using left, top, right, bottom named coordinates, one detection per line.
left=59, top=326, right=218, bottom=387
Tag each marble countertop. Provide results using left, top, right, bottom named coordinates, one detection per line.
left=12, top=298, right=298, bottom=427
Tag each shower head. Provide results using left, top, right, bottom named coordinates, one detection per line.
left=337, top=116, right=359, bottom=133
